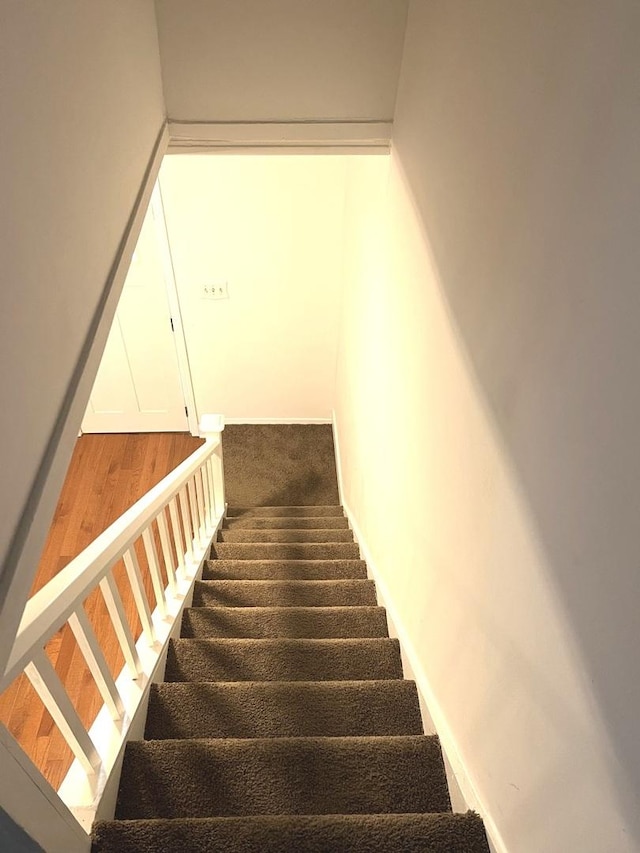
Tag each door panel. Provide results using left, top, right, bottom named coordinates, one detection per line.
left=82, top=205, right=188, bottom=433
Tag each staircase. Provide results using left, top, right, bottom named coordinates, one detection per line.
left=92, top=504, right=490, bottom=852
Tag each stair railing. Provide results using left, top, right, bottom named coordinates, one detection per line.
left=0, top=414, right=225, bottom=847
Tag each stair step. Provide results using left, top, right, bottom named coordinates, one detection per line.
left=211, top=542, right=360, bottom=560
left=218, top=528, right=355, bottom=543
left=115, top=735, right=451, bottom=819
left=224, top=516, right=350, bottom=529
left=193, top=579, right=377, bottom=608
left=204, top=559, right=368, bottom=581
left=144, top=680, right=423, bottom=739
left=181, top=606, right=388, bottom=639
left=165, top=638, right=403, bottom=682
left=227, top=506, right=344, bottom=518
left=93, top=812, right=491, bottom=853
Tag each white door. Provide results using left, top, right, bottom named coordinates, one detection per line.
left=82, top=202, right=189, bottom=433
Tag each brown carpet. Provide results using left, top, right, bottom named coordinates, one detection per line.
left=93, top=812, right=490, bottom=853
left=181, top=605, right=390, bottom=639
left=192, top=578, right=377, bottom=607
left=144, top=680, right=424, bottom=740
left=164, top=637, right=404, bottom=683
left=92, top=427, right=490, bottom=852
left=205, top=559, right=368, bottom=580
left=221, top=425, right=340, bottom=507
left=211, top=541, right=360, bottom=560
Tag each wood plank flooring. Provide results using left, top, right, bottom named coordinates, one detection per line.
left=0, top=432, right=204, bottom=792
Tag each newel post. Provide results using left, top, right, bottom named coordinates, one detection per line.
left=199, top=414, right=226, bottom=520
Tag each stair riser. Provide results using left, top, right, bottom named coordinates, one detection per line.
left=193, top=580, right=377, bottom=608
left=228, top=506, right=345, bottom=518
left=164, top=638, right=404, bottom=682
left=116, top=736, right=451, bottom=819
left=203, top=559, right=368, bottom=581
left=218, top=529, right=355, bottom=543
left=145, top=681, right=423, bottom=740
left=181, top=606, right=389, bottom=639
left=211, top=543, right=360, bottom=560
left=224, top=517, right=350, bottom=529
left=94, top=813, right=491, bottom=853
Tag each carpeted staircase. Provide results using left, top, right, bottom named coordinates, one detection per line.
left=92, top=502, right=490, bottom=852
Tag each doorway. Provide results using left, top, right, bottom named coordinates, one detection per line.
left=82, top=186, right=195, bottom=434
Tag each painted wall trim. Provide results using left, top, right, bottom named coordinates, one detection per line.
left=224, top=418, right=333, bottom=425
left=167, top=121, right=392, bottom=153
left=0, top=122, right=170, bottom=680
left=331, top=410, right=345, bottom=510
left=168, top=145, right=391, bottom=156
left=332, top=416, right=508, bottom=853
left=150, top=183, right=200, bottom=436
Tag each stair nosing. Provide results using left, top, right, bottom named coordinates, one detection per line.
left=184, top=604, right=385, bottom=612
left=196, top=579, right=374, bottom=585
left=130, top=733, right=437, bottom=747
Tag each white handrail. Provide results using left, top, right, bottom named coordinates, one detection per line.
left=0, top=415, right=226, bottom=843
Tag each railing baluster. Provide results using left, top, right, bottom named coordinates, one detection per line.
left=68, top=607, right=124, bottom=721
left=122, top=547, right=155, bottom=644
left=99, top=573, right=140, bottom=676
left=156, top=510, right=177, bottom=595
left=205, top=457, right=217, bottom=520
left=194, top=467, right=206, bottom=538
left=202, top=458, right=213, bottom=527
left=200, top=462, right=213, bottom=529
left=178, top=486, right=194, bottom=562
left=168, top=496, right=186, bottom=574
left=25, top=650, right=101, bottom=776
left=187, top=477, right=201, bottom=548
left=141, top=528, right=167, bottom=617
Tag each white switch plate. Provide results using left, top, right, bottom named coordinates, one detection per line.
left=203, top=281, right=229, bottom=300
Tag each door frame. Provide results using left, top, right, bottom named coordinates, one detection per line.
left=149, top=183, right=200, bottom=436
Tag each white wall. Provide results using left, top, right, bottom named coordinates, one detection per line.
left=335, top=2, right=640, bottom=851
left=159, top=154, right=350, bottom=421
left=155, top=0, right=408, bottom=123
left=0, top=1, right=165, bottom=675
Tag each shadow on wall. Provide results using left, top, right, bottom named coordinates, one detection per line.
left=390, top=1, right=640, bottom=844
left=0, top=806, right=41, bottom=853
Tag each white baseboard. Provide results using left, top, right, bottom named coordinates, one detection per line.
left=223, top=417, right=332, bottom=425
left=331, top=418, right=507, bottom=853
left=330, top=410, right=345, bottom=508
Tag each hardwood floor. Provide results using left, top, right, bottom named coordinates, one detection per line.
left=0, top=432, right=204, bottom=791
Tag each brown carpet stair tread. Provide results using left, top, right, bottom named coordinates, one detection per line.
left=115, top=735, right=452, bottom=819
left=211, top=542, right=360, bottom=560
left=182, top=606, right=389, bottom=639
left=144, top=680, right=424, bottom=740
left=203, top=559, right=368, bottom=580
left=93, top=812, right=490, bottom=853
left=223, top=516, right=350, bottom=529
left=218, top=528, right=355, bottom=543
left=164, top=637, right=404, bottom=682
left=192, top=578, right=377, bottom=607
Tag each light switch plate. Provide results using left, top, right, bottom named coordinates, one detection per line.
left=203, top=282, right=229, bottom=300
